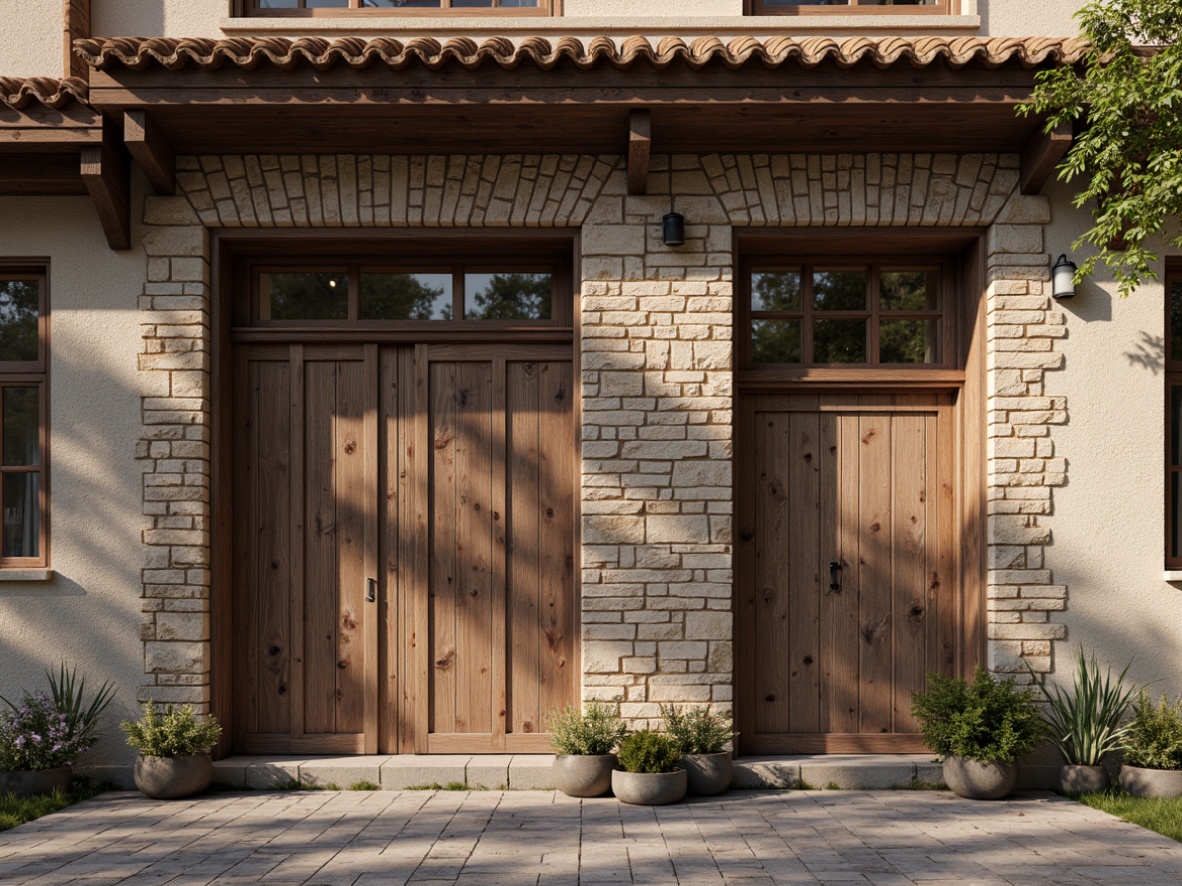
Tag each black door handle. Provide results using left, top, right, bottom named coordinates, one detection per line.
left=829, top=561, right=842, bottom=592
left=366, top=578, right=377, bottom=603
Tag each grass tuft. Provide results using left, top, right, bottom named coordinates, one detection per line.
left=824, top=782, right=842, bottom=791
left=796, top=779, right=817, bottom=790
left=1073, top=790, right=1182, bottom=843
left=349, top=781, right=381, bottom=791
left=893, top=777, right=948, bottom=791
left=0, top=780, right=106, bottom=833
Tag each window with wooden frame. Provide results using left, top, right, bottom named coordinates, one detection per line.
left=243, top=258, right=570, bottom=328
left=747, top=0, right=952, bottom=15
left=740, top=258, right=954, bottom=370
left=1166, top=266, right=1182, bottom=568
left=0, top=266, right=48, bottom=569
left=240, top=0, right=555, bottom=16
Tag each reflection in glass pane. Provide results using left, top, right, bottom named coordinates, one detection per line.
left=361, top=273, right=452, bottom=320
left=258, top=0, right=300, bottom=6
left=3, top=388, right=39, bottom=466
left=881, top=269, right=940, bottom=311
left=360, top=0, right=442, bottom=5
left=2, top=472, right=37, bottom=559
left=751, top=271, right=802, bottom=312
left=813, top=319, right=866, bottom=363
left=813, top=269, right=867, bottom=311
left=464, top=273, right=552, bottom=320
left=881, top=319, right=941, bottom=364
left=759, top=0, right=848, bottom=4
left=0, top=279, right=39, bottom=363
left=306, top=0, right=349, bottom=7
left=262, top=272, right=348, bottom=321
left=751, top=320, right=801, bottom=363
left=1173, top=386, right=1182, bottom=466
left=1172, top=281, right=1182, bottom=360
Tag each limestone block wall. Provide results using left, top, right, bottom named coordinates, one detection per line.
left=135, top=149, right=1068, bottom=727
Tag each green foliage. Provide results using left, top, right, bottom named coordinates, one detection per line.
left=659, top=704, right=737, bottom=755
left=0, top=279, right=39, bottom=363
left=546, top=701, right=627, bottom=756
left=465, top=273, right=551, bottom=320
left=0, top=665, right=115, bottom=771
left=1031, top=647, right=1139, bottom=766
left=1020, top=0, right=1182, bottom=297
left=0, top=780, right=104, bottom=833
left=616, top=730, right=681, bottom=774
left=349, top=781, right=381, bottom=791
left=120, top=703, right=221, bottom=758
left=1074, top=790, right=1182, bottom=844
left=910, top=669, right=1043, bottom=764
left=1124, top=694, right=1182, bottom=770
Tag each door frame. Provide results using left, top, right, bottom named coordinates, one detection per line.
left=209, top=230, right=583, bottom=757
left=731, top=228, right=988, bottom=755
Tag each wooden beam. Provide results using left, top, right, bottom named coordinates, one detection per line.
left=124, top=109, right=175, bottom=195
left=80, top=115, right=131, bottom=250
left=1020, top=120, right=1072, bottom=195
left=63, top=0, right=91, bottom=81
left=627, top=109, right=651, bottom=196
left=0, top=153, right=87, bottom=196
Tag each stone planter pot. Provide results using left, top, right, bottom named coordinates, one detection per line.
left=1058, top=764, right=1110, bottom=795
left=0, top=765, right=72, bottom=797
left=681, top=752, right=733, bottom=796
left=1120, top=765, right=1182, bottom=799
left=942, top=755, right=1018, bottom=800
left=134, top=753, right=213, bottom=800
left=611, top=768, right=687, bottom=806
left=552, top=754, right=617, bottom=798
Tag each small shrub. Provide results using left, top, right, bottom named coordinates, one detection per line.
left=546, top=701, right=627, bottom=756
left=1124, top=694, right=1182, bottom=771
left=0, top=665, right=115, bottom=772
left=617, top=730, right=680, bottom=774
left=659, top=704, right=737, bottom=755
left=120, top=703, right=221, bottom=758
left=910, top=669, right=1042, bottom=764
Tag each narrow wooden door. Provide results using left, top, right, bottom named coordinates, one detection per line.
left=406, top=345, right=577, bottom=753
left=737, top=392, right=958, bottom=753
left=233, top=344, right=379, bottom=754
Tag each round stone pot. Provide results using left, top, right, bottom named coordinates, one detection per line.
left=942, top=755, right=1019, bottom=800
left=0, top=765, right=72, bottom=797
left=134, top=753, right=213, bottom=800
left=680, top=752, right=733, bottom=797
left=611, top=768, right=687, bottom=806
left=552, top=754, right=617, bottom=798
left=1058, top=764, right=1110, bottom=795
left=1120, top=765, right=1182, bottom=799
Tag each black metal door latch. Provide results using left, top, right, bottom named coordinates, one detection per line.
left=829, top=561, right=842, bottom=592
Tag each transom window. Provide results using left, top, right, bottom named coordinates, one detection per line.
left=0, top=267, right=47, bottom=568
left=1166, top=267, right=1182, bottom=567
left=743, top=261, right=950, bottom=368
left=748, top=0, right=951, bottom=14
left=243, top=0, right=550, bottom=15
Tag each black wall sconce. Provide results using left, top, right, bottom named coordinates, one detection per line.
left=662, top=211, right=685, bottom=247
left=1051, top=253, right=1078, bottom=299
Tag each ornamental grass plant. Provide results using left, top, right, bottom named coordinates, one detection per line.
left=545, top=701, right=627, bottom=756
left=121, top=703, right=222, bottom=758
left=0, top=665, right=115, bottom=772
left=910, top=669, right=1042, bottom=764
left=1032, top=647, right=1139, bottom=766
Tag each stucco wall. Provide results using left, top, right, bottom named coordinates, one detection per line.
left=0, top=185, right=150, bottom=772
left=0, top=2, right=62, bottom=78
left=1040, top=180, right=1182, bottom=698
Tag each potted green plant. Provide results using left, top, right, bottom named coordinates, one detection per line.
left=1030, top=647, right=1138, bottom=794
left=612, top=730, right=686, bottom=806
left=911, top=669, right=1042, bottom=800
left=546, top=701, right=627, bottom=797
left=0, top=665, right=115, bottom=797
left=1120, top=693, right=1182, bottom=798
left=121, top=702, right=222, bottom=800
left=660, top=704, right=736, bottom=796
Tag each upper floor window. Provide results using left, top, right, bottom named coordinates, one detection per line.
left=0, top=266, right=48, bottom=569
left=243, top=0, right=552, bottom=15
left=748, top=0, right=952, bottom=15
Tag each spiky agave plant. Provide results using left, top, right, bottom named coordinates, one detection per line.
left=1032, top=647, right=1139, bottom=766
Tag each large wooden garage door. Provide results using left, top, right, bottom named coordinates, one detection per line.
left=736, top=393, right=959, bottom=753
left=232, top=343, right=576, bottom=754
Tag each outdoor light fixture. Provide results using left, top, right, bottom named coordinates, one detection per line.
left=1051, top=253, right=1078, bottom=299
left=662, top=211, right=685, bottom=247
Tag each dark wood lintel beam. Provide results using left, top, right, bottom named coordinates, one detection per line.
left=1019, top=120, right=1072, bottom=195
left=627, top=109, right=651, bottom=196
left=125, top=109, right=175, bottom=195
left=80, top=114, right=131, bottom=250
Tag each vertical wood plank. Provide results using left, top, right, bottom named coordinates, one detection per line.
left=858, top=405, right=893, bottom=735
left=489, top=358, right=508, bottom=749
left=303, top=358, right=337, bottom=735
left=507, top=361, right=541, bottom=737
left=892, top=412, right=927, bottom=733
left=410, top=344, right=431, bottom=753
left=289, top=345, right=306, bottom=740
left=734, top=395, right=757, bottom=749
left=232, top=351, right=258, bottom=739
left=363, top=344, right=380, bottom=753
left=936, top=401, right=959, bottom=679
left=829, top=408, right=862, bottom=734
left=380, top=347, right=400, bottom=754
left=334, top=359, right=367, bottom=736
left=787, top=410, right=821, bottom=733
left=429, top=360, right=459, bottom=736
left=754, top=410, right=792, bottom=735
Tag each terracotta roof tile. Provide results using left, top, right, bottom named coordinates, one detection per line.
left=75, top=35, right=1087, bottom=74
left=0, top=76, right=88, bottom=110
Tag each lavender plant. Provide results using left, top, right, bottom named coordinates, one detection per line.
left=0, top=666, right=115, bottom=772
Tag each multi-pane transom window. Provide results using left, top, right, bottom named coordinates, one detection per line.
left=1166, top=269, right=1182, bottom=566
left=244, top=0, right=549, bottom=15
left=748, top=0, right=951, bottom=14
left=0, top=268, right=47, bottom=568
left=745, top=262, right=948, bottom=368
left=250, top=262, right=565, bottom=326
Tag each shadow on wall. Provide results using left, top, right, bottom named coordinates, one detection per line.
left=1124, top=332, right=1164, bottom=375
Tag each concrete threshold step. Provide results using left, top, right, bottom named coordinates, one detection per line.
left=213, top=753, right=942, bottom=792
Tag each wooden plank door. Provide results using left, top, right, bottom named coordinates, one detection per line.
left=233, top=343, right=379, bottom=754
left=736, top=392, right=958, bottom=754
left=407, top=345, right=577, bottom=753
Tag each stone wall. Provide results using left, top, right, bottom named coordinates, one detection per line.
left=135, top=150, right=1067, bottom=724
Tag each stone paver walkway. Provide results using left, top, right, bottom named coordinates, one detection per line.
left=2, top=789, right=1182, bottom=885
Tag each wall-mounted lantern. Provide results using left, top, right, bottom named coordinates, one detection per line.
left=1051, top=253, right=1078, bottom=299
left=662, top=212, right=685, bottom=247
